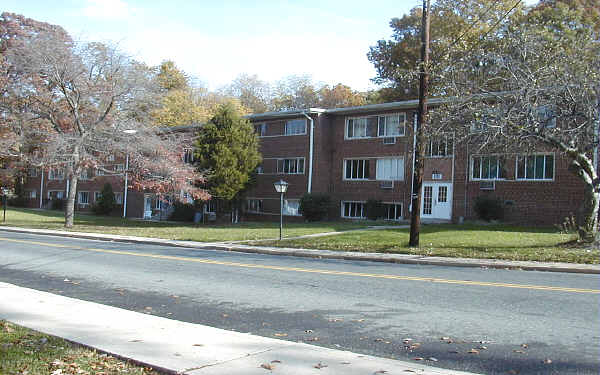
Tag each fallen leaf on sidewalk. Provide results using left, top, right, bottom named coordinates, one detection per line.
left=468, top=349, right=480, bottom=354
left=542, top=359, right=552, bottom=364
left=428, top=357, right=438, bottom=362
left=129, top=339, right=143, bottom=343
left=340, top=361, right=351, bottom=365
left=521, top=344, right=528, bottom=348
left=271, top=360, right=281, bottom=363
left=413, top=357, right=424, bottom=361
left=192, top=344, right=204, bottom=347
left=306, top=337, right=319, bottom=342
left=274, top=333, right=287, bottom=337
left=373, top=371, right=388, bottom=374
left=513, top=350, right=526, bottom=354
left=222, top=313, right=229, bottom=318
left=441, top=336, right=451, bottom=340
left=314, top=362, right=328, bottom=369
left=260, top=363, right=275, bottom=371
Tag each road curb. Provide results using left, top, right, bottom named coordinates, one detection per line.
left=1, top=226, right=599, bottom=274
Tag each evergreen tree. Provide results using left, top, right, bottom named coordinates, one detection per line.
left=194, top=103, right=262, bottom=203
left=93, top=183, right=116, bottom=216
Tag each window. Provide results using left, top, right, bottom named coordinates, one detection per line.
left=94, top=191, right=102, bottom=202
left=536, top=106, right=556, bottom=129
left=285, top=119, right=306, bottom=135
left=438, top=186, right=448, bottom=202
left=114, top=192, right=123, bottom=204
left=426, top=136, right=453, bottom=157
left=516, top=154, right=554, bottom=180
left=182, top=148, right=195, bottom=164
left=376, top=157, right=404, bottom=181
left=344, top=159, right=370, bottom=180
left=204, top=200, right=216, bottom=213
left=254, top=123, right=266, bottom=136
left=378, top=114, right=406, bottom=137
left=78, top=191, right=90, bottom=205
left=49, top=168, right=64, bottom=180
left=283, top=199, right=300, bottom=216
left=384, top=203, right=402, bottom=220
left=26, top=190, right=36, bottom=199
left=27, top=168, right=38, bottom=178
left=79, top=169, right=90, bottom=180
left=114, top=164, right=124, bottom=172
left=96, top=167, right=105, bottom=176
left=48, top=191, right=64, bottom=200
left=107, top=154, right=115, bottom=162
left=346, top=117, right=377, bottom=139
left=471, top=155, right=506, bottom=180
left=247, top=199, right=263, bottom=213
left=277, top=158, right=304, bottom=174
left=154, top=197, right=162, bottom=210
left=256, top=165, right=264, bottom=174
left=423, top=186, right=433, bottom=215
left=342, top=201, right=365, bottom=219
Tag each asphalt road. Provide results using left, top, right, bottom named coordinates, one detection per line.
left=0, top=231, right=598, bottom=375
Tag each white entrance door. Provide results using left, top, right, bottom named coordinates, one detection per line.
left=144, top=194, right=153, bottom=219
left=421, top=182, right=453, bottom=220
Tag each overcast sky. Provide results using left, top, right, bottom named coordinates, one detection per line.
left=3, top=0, right=537, bottom=91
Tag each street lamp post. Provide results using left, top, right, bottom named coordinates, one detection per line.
left=122, top=129, right=137, bottom=218
left=273, top=180, right=288, bottom=241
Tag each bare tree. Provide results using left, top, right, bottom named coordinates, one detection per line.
left=1, top=15, right=208, bottom=227
left=434, top=3, right=599, bottom=242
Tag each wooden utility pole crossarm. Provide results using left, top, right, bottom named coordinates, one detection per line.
left=409, top=0, right=431, bottom=247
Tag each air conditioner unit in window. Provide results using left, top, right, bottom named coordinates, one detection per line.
left=380, top=180, right=394, bottom=189
left=383, top=137, right=396, bottom=144
left=479, top=180, right=495, bottom=190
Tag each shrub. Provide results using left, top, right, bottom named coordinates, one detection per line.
left=299, top=193, right=331, bottom=221
left=8, top=196, right=28, bottom=207
left=473, top=195, right=504, bottom=221
left=93, top=183, right=115, bottom=215
left=169, top=201, right=196, bottom=222
left=365, top=199, right=385, bottom=220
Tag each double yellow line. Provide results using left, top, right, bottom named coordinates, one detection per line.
left=2, top=236, right=599, bottom=294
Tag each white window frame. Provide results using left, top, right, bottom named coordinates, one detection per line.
left=426, top=135, right=454, bottom=157
left=344, top=159, right=370, bottom=180
left=25, top=190, right=36, bottom=199
left=114, top=164, right=124, bottom=172
left=277, top=157, right=305, bottom=174
left=78, top=191, right=90, bottom=205
left=375, top=157, right=404, bottom=181
left=48, top=190, right=64, bottom=200
left=96, top=167, right=105, bottom=176
left=79, top=168, right=90, bottom=180
left=346, top=113, right=406, bottom=140
left=254, top=123, right=267, bottom=137
left=204, top=200, right=217, bottom=213
left=283, top=199, right=300, bottom=216
left=247, top=199, right=263, bottom=213
left=516, top=153, right=555, bottom=181
left=341, top=201, right=366, bottom=219
left=284, top=119, right=306, bottom=136
left=27, top=168, right=38, bottom=178
left=48, top=168, right=64, bottom=180
left=471, top=155, right=506, bottom=181
left=383, top=202, right=403, bottom=221
left=377, top=113, right=406, bottom=137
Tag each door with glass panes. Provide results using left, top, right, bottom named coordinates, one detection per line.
left=421, top=183, right=452, bottom=220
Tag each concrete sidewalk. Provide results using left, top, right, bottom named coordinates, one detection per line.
left=1, top=226, right=599, bottom=274
left=0, top=281, right=478, bottom=375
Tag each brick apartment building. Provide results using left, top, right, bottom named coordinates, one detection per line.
left=245, top=99, right=597, bottom=225
left=14, top=98, right=598, bottom=226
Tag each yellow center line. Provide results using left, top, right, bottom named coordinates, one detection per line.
left=3, top=236, right=599, bottom=294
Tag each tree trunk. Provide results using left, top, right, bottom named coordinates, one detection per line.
left=64, top=173, right=78, bottom=228
left=579, top=183, right=599, bottom=244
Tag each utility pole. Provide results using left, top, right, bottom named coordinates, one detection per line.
left=409, top=0, right=431, bottom=247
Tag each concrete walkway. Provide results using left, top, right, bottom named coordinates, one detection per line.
left=0, top=281, right=478, bottom=375
left=1, top=226, right=598, bottom=274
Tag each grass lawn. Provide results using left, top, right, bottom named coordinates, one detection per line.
left=258, top=224, right=599, bottom=264
left=0, top=320, right=162, bottom=375
left=0, top=207, right=385, bottom=242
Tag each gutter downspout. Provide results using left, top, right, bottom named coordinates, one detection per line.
left=302, top=112, right=315, bottom=193
left=39, top=169, right=44, bottom=209
left=410, top=112, right=418, bottom=213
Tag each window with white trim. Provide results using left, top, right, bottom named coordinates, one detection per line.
left=383, top=203, right=402, bottom=220
left=344, top=159, right=370, bottom=180
left=48, top=190, right=64, bottom=200
left=27, top=168, right=38, bottom=177
left=25, top=190, right=36, bottom=199
left=426, top=136, right=453, bottom=157
left=48, top=168, right=64, bottom=180
left=96, top=167, right=105, bottom=176
left=204, top=200, right=216, bottom=213
left=378, top=113, right=406, bottom=137
left=283, top=199, right=300, bottom=216
left=79, top=169, right=90, bottom=180
left=346, top=117, right=377, bottom=139
left=277, top=158, right=304, bottom=174
left=471, top=155, right=506, bottom=180
left=114, top=192, right=123, bottom=204
left=183, top=149, right=195, bottom=164
left=516, top=154, right=554, bottom=180
left=254, top=123, right=266, bottom=136
left=114, top=164, right=124, bottom=172
left=247, top=199, right=263, bottom=213
left=284, top=119, right=306, bottom=135
left=78, top=191, right=90, bottom=205
left=376, top=157, right=404, bottom=181
left=94, top=191, right=102, bottom=202
left=342, top=201, right=365, bottom=219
